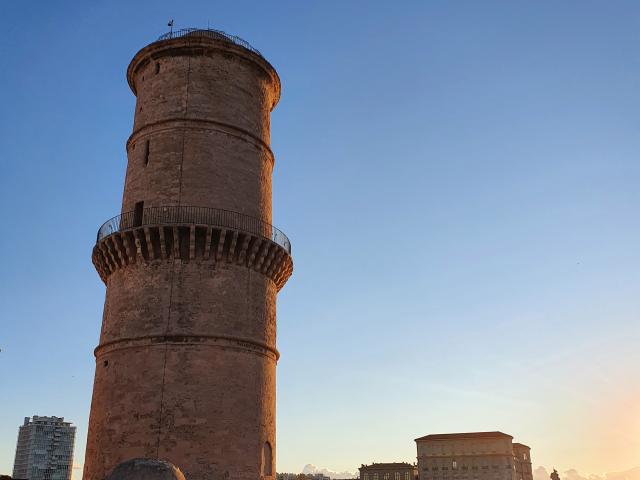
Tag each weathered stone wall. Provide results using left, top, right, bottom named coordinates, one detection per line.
left=84, top=32, right=287, bottom=480
left=122, top=36, right=280, bottom=221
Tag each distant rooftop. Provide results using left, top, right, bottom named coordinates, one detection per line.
left=512, top=442, right=531, bottom=449
left=415, top=431, right=513, bottom=442
left=360, top=463, right=416, bottom=469
left=156, top=28, right=263, bottom=58
left=24, top=416, right=73, bottom=426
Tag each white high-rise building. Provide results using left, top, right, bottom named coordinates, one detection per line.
left=12, top=416, right=76, bottom=480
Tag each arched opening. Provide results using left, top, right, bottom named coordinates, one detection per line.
left=262, top=441, right=273, bottom=476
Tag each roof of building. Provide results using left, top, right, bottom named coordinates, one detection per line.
left=512, top=443, right=531, bottom=449
left=360, top=463, right=415, bottom=470
left=415, top=431, right=513, bottom=442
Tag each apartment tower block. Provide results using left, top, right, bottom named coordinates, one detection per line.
left=12, top=416, right=76, bottom=480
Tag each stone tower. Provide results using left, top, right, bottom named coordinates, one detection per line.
left=85, top=28, right=293, bottom=480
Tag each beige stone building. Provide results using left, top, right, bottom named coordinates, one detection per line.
left=415, top=432, right=533, bottom=480
left=512, top=444, right=533, bottom=480
left=359, top=463, right=418, bottom=480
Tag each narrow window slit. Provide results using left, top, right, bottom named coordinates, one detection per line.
left=144, top=140, right=150, bottom=166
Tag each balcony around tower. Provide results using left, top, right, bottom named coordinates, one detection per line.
left=92, top=205, right=293, bottom=290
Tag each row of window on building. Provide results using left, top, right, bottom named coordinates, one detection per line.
left=424, top=465, right=514, bottom=471
left=363, top=472, right=412, bottom=480
left=423, top=477, right=511, bottom=480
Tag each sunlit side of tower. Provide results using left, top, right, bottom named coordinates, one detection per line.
left=84, top=28, right=293, bottom=480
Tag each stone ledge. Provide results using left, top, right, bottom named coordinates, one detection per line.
left=126, top=117, right=276, bottom=166
left=94, top=334, right=279, bottom=361
left=92, top=224, right=293, bottom=291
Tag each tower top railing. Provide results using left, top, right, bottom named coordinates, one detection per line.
left=156, top=28, right=263, bottom=58
left=96, top=205, right=291, bottom=254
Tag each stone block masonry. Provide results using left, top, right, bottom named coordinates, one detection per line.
left=83, top=28, right=292, bottom=480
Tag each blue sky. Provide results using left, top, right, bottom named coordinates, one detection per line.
left=1, top=0, right=639, bottom=477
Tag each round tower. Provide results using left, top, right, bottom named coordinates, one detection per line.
left=84, top=29, right=292, bottom=480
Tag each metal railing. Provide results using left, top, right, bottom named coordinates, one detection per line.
left=96, top=206, right=291, bottom=254
left=157, top=28, right=262, bottom=58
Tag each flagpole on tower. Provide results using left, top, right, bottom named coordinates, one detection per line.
left=168, top=19, right=174, bottom=37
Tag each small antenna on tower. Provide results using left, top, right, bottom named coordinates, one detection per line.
left=168, top=19, right=174, bottom=37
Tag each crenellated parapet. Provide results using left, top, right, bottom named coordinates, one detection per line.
left=92, top=205, right=292, bottom=290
